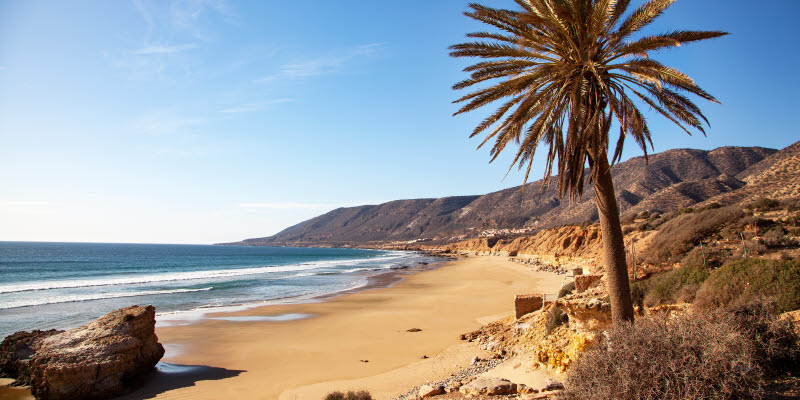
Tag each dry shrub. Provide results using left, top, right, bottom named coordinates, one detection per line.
left=680, top=245, right=727, bottom=270
left=749, top=198, right=781, bottom=212
left=642, top=205, right=744, bottom=266
left=562, top=301, right=800, bottom=400
left=324, top=390, right=373, bottom=400
left=694, top=259, right=800, bottom=314
left=726, top=301, right=800, bottom=375
left=759, top=228, right=799, bottom=249
left=562, top=313, right=760, bottom=399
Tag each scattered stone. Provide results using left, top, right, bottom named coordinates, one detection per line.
left=516, top=384, right=539, bottom=394
left=445, top=380, right=462, bottom=393
left=515, top=294, right=544, bottom=319
left=524, top=390, right=562, bottom=399
left=360, top=359, right=369, bottom=363
left=572, top=267, right=583, bottom=276
left=418, top=383, right=444, bottom=398
left=470, top=356, right=482, bottom=365
left=421, top=355, right=429, bottom=359
left=460, top=377, right=517, bottom=396
left=542, top=378, right=565, bottom=392
left=9, top=305, right=165, bottom=400
left=407, top=328, right=422, bottom=332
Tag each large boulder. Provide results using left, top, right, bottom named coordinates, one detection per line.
left=0, top=329, right=63, bottom=385
left=2, top=305, right=164, bottom=400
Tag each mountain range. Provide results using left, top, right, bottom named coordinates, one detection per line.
left=225, top=141, right=800, bottom=247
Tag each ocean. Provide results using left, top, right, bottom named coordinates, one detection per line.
left=0, top=241, right=435, bottom=339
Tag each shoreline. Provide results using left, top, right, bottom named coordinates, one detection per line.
left=136, top=255, right=563, bottom=399
left=2, top=255, right=565, bottom=400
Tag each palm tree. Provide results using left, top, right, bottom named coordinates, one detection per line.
left=450, top=0, right=726, bottom=323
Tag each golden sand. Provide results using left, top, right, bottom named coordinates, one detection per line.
left=3, top=255, right=564, bottom=400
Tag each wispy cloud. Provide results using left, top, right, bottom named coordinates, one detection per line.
left=0, top=201, right=58, bottom=215
left=236, top=200, right=384, bottom=211
left=254, top=43, right=384, bottom=83
left=133, top=113, right=206, bottom=136
left=236, top=202, right=337, bottom=210
left=130, top=43, right=199, bottom=55
left=218, top=98, right=294, bottom=114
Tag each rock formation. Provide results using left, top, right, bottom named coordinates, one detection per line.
left=0, top=329, right=63, bottom=385
left=0, top=305, right=164, bottom=400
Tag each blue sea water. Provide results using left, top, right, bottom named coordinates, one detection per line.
left=0, top=242, right=433, bottom=338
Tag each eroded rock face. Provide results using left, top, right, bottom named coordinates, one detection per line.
left=0, top=329, right=63, bottom=385
left=3, top=305, right=164, bottom=400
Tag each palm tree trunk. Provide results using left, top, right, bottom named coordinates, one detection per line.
left=593, top=153, right=635, bottom=323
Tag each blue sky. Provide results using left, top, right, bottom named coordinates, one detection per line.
left=1, top=0, right=798, bottom=244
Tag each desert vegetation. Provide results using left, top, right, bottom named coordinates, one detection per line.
left=561, top=301, right=799, bottom=400
left=324, top=390, right=373, bottom=400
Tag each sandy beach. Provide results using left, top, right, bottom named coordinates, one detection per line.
left=1, top=255, right=565, bottom=400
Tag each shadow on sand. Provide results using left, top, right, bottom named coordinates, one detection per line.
left=119, top=362, right=245, bottom=399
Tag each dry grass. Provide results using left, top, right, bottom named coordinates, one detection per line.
left=561, top=301, right=799, bottom=400
left=324, top=390, right=373, bottom=400
left=642, top=205, right=744, bottom=266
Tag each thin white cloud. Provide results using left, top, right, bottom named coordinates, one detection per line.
left=130, top=43, right=199, bottom=55
left=0, top=201, right=58, bottom=215
left=237, top=202, right=337, bottom=210
left=0, top=201, right=53, bottom=208
left=236, top=200, right=386, bottom=211
left=254, top=43, right=384, bottom=83
left=133, top=114, right=206, bottom=136
left=218, top=98, right=294, bottom=114
left=0, top=66, right=7, bottom=71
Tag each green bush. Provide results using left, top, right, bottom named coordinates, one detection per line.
left=694, top=259, right=800, bottom=313
left=749, top=198, right=781, bottom=212
left=699, top=202, right=722, bottom=211
left=642, top=265, right=709, bottom=307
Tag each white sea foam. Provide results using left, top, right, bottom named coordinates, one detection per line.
left=0, top=253, right=408, bottom=294
left=0, top=287, right=213, bottom=310
left=155, top=276, right=370, bottom=327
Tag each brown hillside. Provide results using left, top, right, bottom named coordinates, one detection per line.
left=225, top=145, right=776, bottom=247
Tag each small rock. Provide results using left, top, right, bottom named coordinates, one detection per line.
left=445, top=381, right=462, bottom=393
left=470, top=356, right=482, bottom=365
left=407, top=328, right=422, bottom=332
left=360, top=359, right=369, bottom=363
left=525, top=390, right=563, bottom=399
left=421, top=355, right=429, bottom=359
left=460, top=377, right=517, bottom=396
left=516, top=384, right=539, bottom=394
left=542, top=378, right=564, bottom=391
left=418, top=384, right=444, bottom=398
